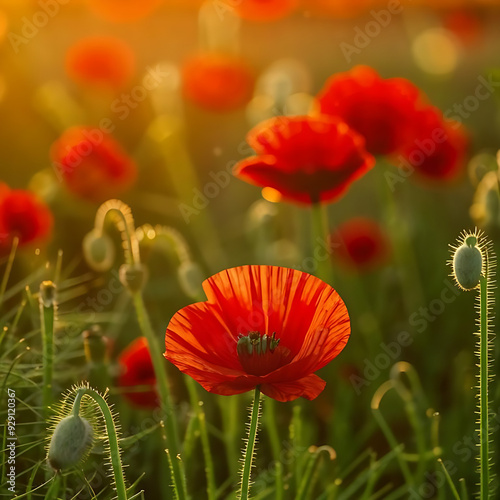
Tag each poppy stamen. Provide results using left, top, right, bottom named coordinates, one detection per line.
left=236, top=331, right=290, bottom=376
left=237, top=331, right=280, bottom=357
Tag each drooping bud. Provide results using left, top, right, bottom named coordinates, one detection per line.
left=82, top=229, right=115, bottom=272
left=451, top=233, right=483, bottom=291
left=119, top=263, right=148, bottom=293
left=47, top=415, right=93, bottom=471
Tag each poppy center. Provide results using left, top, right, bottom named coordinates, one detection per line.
left=236, top=331, right=292, bottom=376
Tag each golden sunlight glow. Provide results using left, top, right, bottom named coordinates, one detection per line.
left=412, top=28, right=459, bottom=75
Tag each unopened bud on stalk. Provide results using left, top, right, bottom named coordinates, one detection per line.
left=40, top=281, right=57, bottom=308
left=83, top=229, right=115, bottom=272
left=83, top=325, right=109, bottom=365
left=451, top=233, right=483, bottom=291
left=119, top=263, right=148, bottom=293
left=47, top=415, right=93, bottom=471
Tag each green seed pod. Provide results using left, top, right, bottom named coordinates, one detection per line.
left=452, top=239, right=483, bottom=291
left=47, top=415, right=93, bottom=471
left=177, top=260, right=204, bottom=300
left=119, top=263, right=148, bottom=293
left=82, top=230, right=115, bottom=272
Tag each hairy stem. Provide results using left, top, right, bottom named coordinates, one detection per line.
left=72, top=387, right=127, bottom=500
left=239, top=387, right=262, bottom=500
left=479, top=274, right=490, bottom=499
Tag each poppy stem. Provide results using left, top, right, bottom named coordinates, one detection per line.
left=239, top=386, right=262, bottom=500
left=71, top=386, right=128, bottom=500
left=311, top=202, right=333, bottom=283
left=478, top=274, right=491, bottom=500
left=132, top=292, right=188, bottom=500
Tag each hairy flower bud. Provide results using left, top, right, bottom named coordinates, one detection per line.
left=452, top=234, right=483, bottom=291
left=119, top=263, right=148, bottom=293
left=47, top=415, right=93, bottom=471
left=83, top=229, right=115, bottom=272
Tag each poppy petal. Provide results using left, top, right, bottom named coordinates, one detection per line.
left=261, top=374, right=326, bottom=402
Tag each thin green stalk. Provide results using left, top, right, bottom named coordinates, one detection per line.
left=132, top=292, right=188, bottom=500
left=311, top=202, right=332, bottom=284
left=0, top=236, right=18, bottom=307
left=72, top=387, right=127, bottom=500
left=459, top=478, right=468, bottom=499
left=185, top=377, right=216, bottom=500
left=40, top=281, right=56, bottom=415
left=438, top=459, right=460, bottom=500
left=239, top=387, right=262, bottom=500
left=479, top=275, right=490, bottom=499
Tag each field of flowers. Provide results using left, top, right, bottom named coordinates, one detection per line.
left=1, top=1, right=500, bottom=499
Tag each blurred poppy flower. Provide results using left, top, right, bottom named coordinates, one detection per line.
left=317, top=65, right=424, bottom=156
left=182, top=53, right=255, bottom=112
left=330, top=217, right=389, bottom=271
left=234, top=115, right=375, bottom=204
left=118, top=337, right=158, bottom=408
left=234, top=0, right=298, bottom=21
left=442, top=10, right=483, bottom=46
left=0, top=183, right=53, bottom=252
left=65, top=36, right=136, bottom=91
left=395, top=107, right=468, bottom=181
left=85, top=0, right=163, bottom=22
left=165, top=265, right=350, bottom=402
left=50, top=127, right=137, bottom=203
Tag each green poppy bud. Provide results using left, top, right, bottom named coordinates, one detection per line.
left=83, top=230, right=115, bottom=272
left=452, top=235, right=483, bottom=291
left=47, top=415, right=93, bottom=471
left=119, top=263, right=148, bottom=293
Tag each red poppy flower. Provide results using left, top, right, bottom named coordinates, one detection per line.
left=182, top=53, right=255, bottom=112
left=234, top=115, right=375, bottom=204
left=0, top=184, right=53, bottom=252
left=85, top=0, right=163, bottom=22
left=50, top=126, right=137, bottom=202
left=118, top=337, right=158, bottom=408
left=233, top=0, right=298, bottom=22
left=65, top=36, right=136, bottom=90
left=394, top=106, right=468, bottom=181
left=330, top=217, right=389, bottom=271
left=317, top=65, right=425, bottom=156
left=165, top=265, right=350, bottom=402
